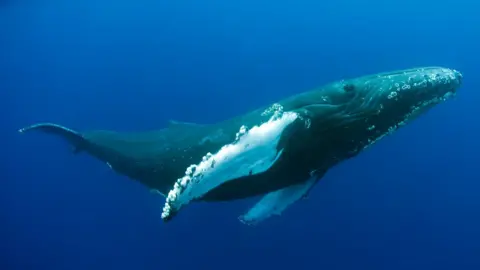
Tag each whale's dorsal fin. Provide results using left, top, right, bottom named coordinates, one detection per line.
left=168, top=120, right=204, bottom=129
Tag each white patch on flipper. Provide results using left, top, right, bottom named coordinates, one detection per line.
left=238, top=176, right=318, bottom=226
left=161, top=109, right=299, bottom=221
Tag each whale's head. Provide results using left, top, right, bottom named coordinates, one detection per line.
left=346, top=66, right=462, bottom=121
left=291, top=66, right=462, bottom=130
left=342, top=67, right=462, bottom=133
left=285, top=66, right=462, bottom=165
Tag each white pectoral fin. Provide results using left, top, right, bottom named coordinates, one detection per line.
left=238, top=176, right=319, bottom=226
left=161, top=111, right=299, bottom=221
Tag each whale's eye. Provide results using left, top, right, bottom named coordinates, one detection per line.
left=343, top=83, right=355, bottom=92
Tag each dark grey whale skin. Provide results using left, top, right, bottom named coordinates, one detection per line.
left=19, top=67, right=462, bottom=203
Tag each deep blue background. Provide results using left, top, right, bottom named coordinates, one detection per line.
left=2, top=0, right=480, bottom=269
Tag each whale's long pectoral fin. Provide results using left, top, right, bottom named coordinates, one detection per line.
left=161, top=110, right=300, bottom=222
left=18, top=123, right=87, bottom=152
left=238, top=174, right=320, bottom=226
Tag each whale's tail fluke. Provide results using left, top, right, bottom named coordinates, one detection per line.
left=18, top=123, right=88, bottom=153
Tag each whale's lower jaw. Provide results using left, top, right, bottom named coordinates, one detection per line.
left=361, top=86, right=457, bottom=155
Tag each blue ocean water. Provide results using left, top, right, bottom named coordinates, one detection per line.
left=2, top=0, right=479, bottom=269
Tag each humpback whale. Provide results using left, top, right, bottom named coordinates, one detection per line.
left=19, top=66, right=462, bottom=225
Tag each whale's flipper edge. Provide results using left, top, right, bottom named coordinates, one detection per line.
left=238, top=174, right=319, bottom=226
left=168, top=120, right=205, bottom=129
left=18, top=123, right=87, bottom=153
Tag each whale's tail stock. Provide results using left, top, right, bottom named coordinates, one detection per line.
left=18, top=123, right=88, bottom=153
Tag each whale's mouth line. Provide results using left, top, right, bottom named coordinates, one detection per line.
left=404, top=88, right=456, bottom=121
left=360, top=88, right=457, bottom=153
